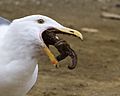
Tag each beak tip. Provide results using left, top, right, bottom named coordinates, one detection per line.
left=81, top=37, right=84, bottom=40
left=79, top=34, right=83, bottom=40
left=52, top=60, right=58, bottom=65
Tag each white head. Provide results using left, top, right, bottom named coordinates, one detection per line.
left=8, top=15, right=83, bottom=64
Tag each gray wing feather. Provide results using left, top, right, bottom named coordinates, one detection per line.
left=0, top=17, right=11, bottom=25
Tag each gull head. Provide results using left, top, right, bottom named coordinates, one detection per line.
left=9, top=15, right=83, bottom=66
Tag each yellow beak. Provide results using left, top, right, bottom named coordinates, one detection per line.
left=43, top=27, right=83, bottom=65
left=57, top=27, right=83, bottom=40
left=43, top=46, right=58, bottom=65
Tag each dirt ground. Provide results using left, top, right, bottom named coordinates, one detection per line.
left=0, top=0, right=120, bottom=96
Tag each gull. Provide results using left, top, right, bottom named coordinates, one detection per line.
left=0, top=15, right=83, bottom=96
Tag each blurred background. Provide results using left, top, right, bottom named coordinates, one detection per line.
left=1, top=0, right=120, bottom=96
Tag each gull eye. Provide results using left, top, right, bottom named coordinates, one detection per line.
left=37, top=19, right=44, bottom=24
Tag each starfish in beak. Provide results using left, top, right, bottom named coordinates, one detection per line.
left=42, top=27, right=83, bottom=69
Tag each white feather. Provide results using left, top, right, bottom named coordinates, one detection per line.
left=0, top=15, right=64, bottom=96
left=0, top=21, right=40, bottom=96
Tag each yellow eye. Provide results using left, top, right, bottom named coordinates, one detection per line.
left=37, top=19, right=44, bottom=24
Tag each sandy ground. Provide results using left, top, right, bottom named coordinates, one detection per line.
left=0, top=0, right=120, bottom=96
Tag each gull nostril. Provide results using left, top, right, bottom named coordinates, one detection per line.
left=70, top=30, right=74, bottom=33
